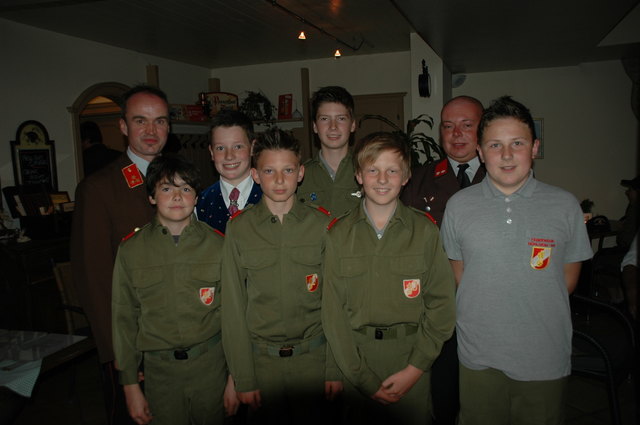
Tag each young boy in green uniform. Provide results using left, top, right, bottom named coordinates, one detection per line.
left=222, top=127, right=341, bottom=424
left=298, top=86, right=360, bottom=216
left=322, top=132, right=456, bottom=425
left=112, top=154, right=237, bottom=425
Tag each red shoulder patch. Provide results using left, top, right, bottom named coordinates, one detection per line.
left=327, top=217, right=339, bottom=230
left=433, top=159, right=449, bottom=178
left=121, top=164, right=143, bottom=188
left=425, top=212, right=437, bottom=225
left=213, top=228, right=225, bottom=238
left=229, top=209, right=244, bottom=220
left=121, top=227, right=139, bottom=242
left=317, top=206, right=331, bottom=216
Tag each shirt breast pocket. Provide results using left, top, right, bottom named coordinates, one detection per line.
left=190, top=262, right=221, bottom=308
left=291, top=245, right=323, bottom=296
left=389, top=255, right=427, bottom=307
left=339, top=257, right=368, bottom=307
left=132, top=266, right=166, bottom=307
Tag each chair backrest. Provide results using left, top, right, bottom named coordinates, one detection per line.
left=53, top=261, right=89, bottom=335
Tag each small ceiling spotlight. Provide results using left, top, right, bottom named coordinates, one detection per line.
left=334, top=49, right=341, bottom=58
left=298, top=31, right=306, bottom=40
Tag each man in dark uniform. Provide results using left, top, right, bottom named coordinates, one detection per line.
left=401, top=96, right=485, bottom=226
left=70, top=85, right=170, bottom=425
left=400, top=95, right=484, bottom=425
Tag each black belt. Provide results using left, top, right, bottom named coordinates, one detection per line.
left=252, top=334, right=326, bottom=358
left=355, top=324, right=418, bottom=340
left=145, top=333, right=221, bottom=361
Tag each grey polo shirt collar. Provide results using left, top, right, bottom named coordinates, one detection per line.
left=482, top=170, right=537, bottom=199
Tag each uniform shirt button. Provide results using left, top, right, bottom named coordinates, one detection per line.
left=506, top=218, right=513, bottom=224
left=271, top=216, right=278, bottom=223
left=162, top=229, right=168, bottom=235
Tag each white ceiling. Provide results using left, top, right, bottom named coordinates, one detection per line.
left=1, top=0, right=639, bottom=73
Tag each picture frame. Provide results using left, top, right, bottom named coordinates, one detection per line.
left=10, top=120, right=58, bottom=190
left=533, top=118, right=544, bottom=159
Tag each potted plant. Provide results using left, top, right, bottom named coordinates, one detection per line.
left=358, top=114, right=444, bottom=167
left=239, top=91, right=276, bottom=125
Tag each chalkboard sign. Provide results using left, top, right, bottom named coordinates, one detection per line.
left=11, top=121, right=58, bottom=190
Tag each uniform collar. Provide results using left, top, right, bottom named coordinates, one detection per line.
left=126, top=148, right=152, bottom=176
left=354, top=199, right=411, bottom=228
left=253, top=198, right=307, bottom=223
left=149, top=213, right=199, bottom=236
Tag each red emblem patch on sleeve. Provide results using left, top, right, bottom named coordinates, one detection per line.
left=122, top=164, right=143, bottom=188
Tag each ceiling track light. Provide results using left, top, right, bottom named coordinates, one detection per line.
left=334, top=49, right=341, bottom=58
left=267, top=0, right=364, bottom=52
left=298, top=31, right=306, bottom=40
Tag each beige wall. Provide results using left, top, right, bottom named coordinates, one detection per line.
left=0, top=18, right=210, bottom=200
left=210, top=50, right=412, bottom=131
left=454, top=61, right=637, bottom=218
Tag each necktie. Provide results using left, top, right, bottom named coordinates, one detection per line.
left=228, top=187, right=240, bottom=215
left=457, top=163, right=471, bottom=189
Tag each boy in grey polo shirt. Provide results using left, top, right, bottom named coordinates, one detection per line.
left=441, top=96, right=592, bottom=425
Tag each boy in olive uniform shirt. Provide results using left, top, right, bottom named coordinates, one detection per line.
left=322, top=132, right=456, bottom=425
left=222, top=128, right=341, bottom=425
left=298, top=86, right=360, bottom=216
left=112, top=155, right=237, bottom=425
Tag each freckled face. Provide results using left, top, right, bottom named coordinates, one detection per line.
left=478, top=117, right=539, bottom=195
left=149, top=176, right=197, bottom=230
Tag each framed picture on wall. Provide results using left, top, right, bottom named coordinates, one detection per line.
left=10, top=120, right=58, bottom=190
left=533, top=118, right=544, bottom=159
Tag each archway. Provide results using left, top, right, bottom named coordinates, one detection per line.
left=68, top=82, right=130, bottom=182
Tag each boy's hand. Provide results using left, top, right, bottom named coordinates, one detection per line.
left=324, top=380, right=343, bottom=400
left=123, top=383, right=153, bottom=424
left=237, top=389, right=262, bottom=410
left=223, top=375, right=240, bottom=416
left=371, top=387, right=395, bottom=405
left=379, top=364, right=424, bottom=402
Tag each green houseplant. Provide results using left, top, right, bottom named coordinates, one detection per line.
left=358, top=114, right=444, bottom=167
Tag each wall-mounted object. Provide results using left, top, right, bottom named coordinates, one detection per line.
left=10, top=120, right=57, bottom=190
left=418, top=60, right=431, bottom=98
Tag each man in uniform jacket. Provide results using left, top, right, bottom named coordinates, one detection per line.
left=70, top=85, right=170, bottom=424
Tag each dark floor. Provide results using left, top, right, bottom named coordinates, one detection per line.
left=7, top=350, right=637, bottom=425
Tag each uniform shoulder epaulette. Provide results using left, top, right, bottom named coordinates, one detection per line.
left=433, top=159, right=449, bottom=178
left=229, top=209, right=244, bottom=221
left=425, top=212, right=437, bottom=225
left=316, top=206, right=331, bottom=216
left=408, top=206, right=438, bottom=226
left=213, top=228, right=225, bottom=238
left=327, top=217, right=340, bottom=231
left=121, top=163, right=144, bottom=189
left=121, top=227, right=141, bottom=242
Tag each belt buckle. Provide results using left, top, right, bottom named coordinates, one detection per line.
left=278, top=346, right=294, bottom=357
left=174, top=349, right=189, bottom=360
left=374, top=328, right=387, bottom=340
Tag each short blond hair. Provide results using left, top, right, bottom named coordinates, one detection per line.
left=353, top=132, right=411, bottom=179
